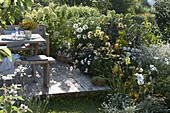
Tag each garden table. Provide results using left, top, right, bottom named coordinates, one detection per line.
left=0, top=34, right=46, bottom=82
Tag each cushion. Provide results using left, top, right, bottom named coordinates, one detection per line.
left=3, top=30, right=16, bottom=35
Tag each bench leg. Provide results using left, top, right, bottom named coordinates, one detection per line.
left=32, top=64, right=37, bottom=83
left=43, top=63, right=50, bottom=87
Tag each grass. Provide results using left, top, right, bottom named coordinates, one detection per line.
left=46, top=94, right=104, bottom=113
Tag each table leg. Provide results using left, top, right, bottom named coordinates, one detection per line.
left=43, top=63, right=50, bottom=87
left=30, top=44, right=38, bottom=82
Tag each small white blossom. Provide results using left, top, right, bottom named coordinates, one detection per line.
left=87, top=61, right=91, bottom=65
left=126, top=52, right=131, bottom=57
left=84, top=68, right=88, bottom=73
left=132, top=56, right=136, bottom=60
left=153, top=56, right=159, bottom=60
left=164, top=58, right=169, bottom=65
left=137, top=79, right=145, bottom=85
left=134, top=73, right=144, bottom=80
left=75, top=59, right=78, bottom=63
left=76, top=28, right=83, bottom=33
left=81, top=60, right=84, bottom=64
left=150, top=65, right=158, bottom=71
left=127, top=47, right=131, bottom=50
left=73, top=23, right=79, bottom=28
left=83, top=24, right=88, bottom=30
left=94, top=56, right=98, bottom=60
left=123, top=47, right=127, bottom=50
left=84, top=58, right=87, bottom=62
left=77, top=34, right=81, bottom=39
left=96, top=26, right=101, bottom=30
left=20, top=104, right=28, bottom=112
left=149, top=76, right=152, bottom=81
left=83, top=35, right=87, bottom=39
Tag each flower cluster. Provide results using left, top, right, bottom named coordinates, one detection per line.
left=19, top=20, right=37, bottom=30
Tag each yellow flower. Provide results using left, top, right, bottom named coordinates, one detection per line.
left=116, top=39, right=121, bottom=43
left=77, top=43, right=83, bottom=48
left=22, top=20, right=37, bottom=30
left=133, top=93, right=139, bottom=102
left=99, top=36, right=103, bottom=40
left=114, top=43, right=119, bottom=49
left=118, top=30, right=125, bottom=35
left=105, top=42, right=111, bottom=47
left=118, top=23, right=124, bottom=28
left=88, top=43, right=93, bottom=49
left=112, top=64, right=119, bottom=73
left=139, top=86, right=143, bottom=90
left=95, top=30, right=101, bottom=35
left=119, top=73, right=124, bottom=77
left=125, top=57, right=130, bottom=65
left=129, top=92, right=139, bottom=102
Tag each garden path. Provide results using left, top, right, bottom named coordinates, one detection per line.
left=0, top=61, right=110, bottom=96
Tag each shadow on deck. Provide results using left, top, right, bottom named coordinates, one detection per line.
left=0, top=61, right=110, bottom=96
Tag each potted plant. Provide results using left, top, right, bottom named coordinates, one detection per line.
left=91, top=76, right=106, bottom=86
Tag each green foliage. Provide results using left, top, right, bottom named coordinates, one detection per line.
left=0, top=48, right=12, bottom=62
left=0, top=0, right=33, bottom=28
left=108, top=0, right=138, bottom=14
left=0, top=84, right=32, bottom=113
left=154, top=0, right=170, bottom=41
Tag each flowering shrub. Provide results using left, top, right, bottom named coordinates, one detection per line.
left=72, top=24, right=109, bottom=74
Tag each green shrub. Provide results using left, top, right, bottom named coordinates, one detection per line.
left=154, top=0, right=170, bottom=41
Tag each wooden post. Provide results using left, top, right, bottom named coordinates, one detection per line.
left=43, top=63, right=50, bottom=87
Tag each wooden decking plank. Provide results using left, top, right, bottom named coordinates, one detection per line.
left=0, top=61, right=110, bottom=96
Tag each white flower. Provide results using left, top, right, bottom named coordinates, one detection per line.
left=136, top=68, right=143, bottom=72
left=70, top=66, right=73, bottom=71
left=78, top=22, right=81, bottom=26
left=123, top=47, right=127, bottom=50
left=96, top=26, right=101, bottom=30
left=76, top=28, right=83, bottom=33
left=134, top=73, right=144, bottom=80
left=149, top=76, right=152, bottom=81
left=132, top=56, right=136, bottom=60
left=73, top=23, right=79, bottom=28
left=75, top=60, right=78, bottom=63
left=164, top=58, right=169, bottom=65
left=94, top=56, right=98, bottom=60
left=87, top=61, right=91, bottom=65
left=126, top=52, right=131, bottom=57
left=137, top=79, right=145, bottom=85
left=84, top=68, right=88, bottom=73
left=127, top=47, right=131, bottom=50
left=81, top=60, right=84, bottom=64
left=20, top=104, right=28, bottom=112
left=83, top=35, right=87, bottom=39
left=150, top=65, right=157, bottom=71
left=153, top=56, right=159, bottom=60
left=84, top=58, right=87, bottom=62
left=77, top=34, right=81, bottom=39
left=83, top=25, right=88, bottom=30
left=90, top=21, right=94, bottom=24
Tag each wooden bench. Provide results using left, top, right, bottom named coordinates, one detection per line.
left=15, top=55, right=56, bottom=87
left=0, top=24, right=50, bottom=56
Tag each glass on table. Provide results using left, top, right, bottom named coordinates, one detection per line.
left=20, top=31, right=25, bottom=37
left=15, top=27, right=19, bottom=38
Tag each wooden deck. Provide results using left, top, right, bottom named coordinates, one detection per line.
left=0, top=61, right=110, bottom=96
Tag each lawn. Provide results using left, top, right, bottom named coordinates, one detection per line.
left=47, top=94, right=104, bottom=113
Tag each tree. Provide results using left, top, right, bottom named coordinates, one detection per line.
left=0, top=0, right=33, bottom=28
left=109, top=0, right=138, bottom=14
